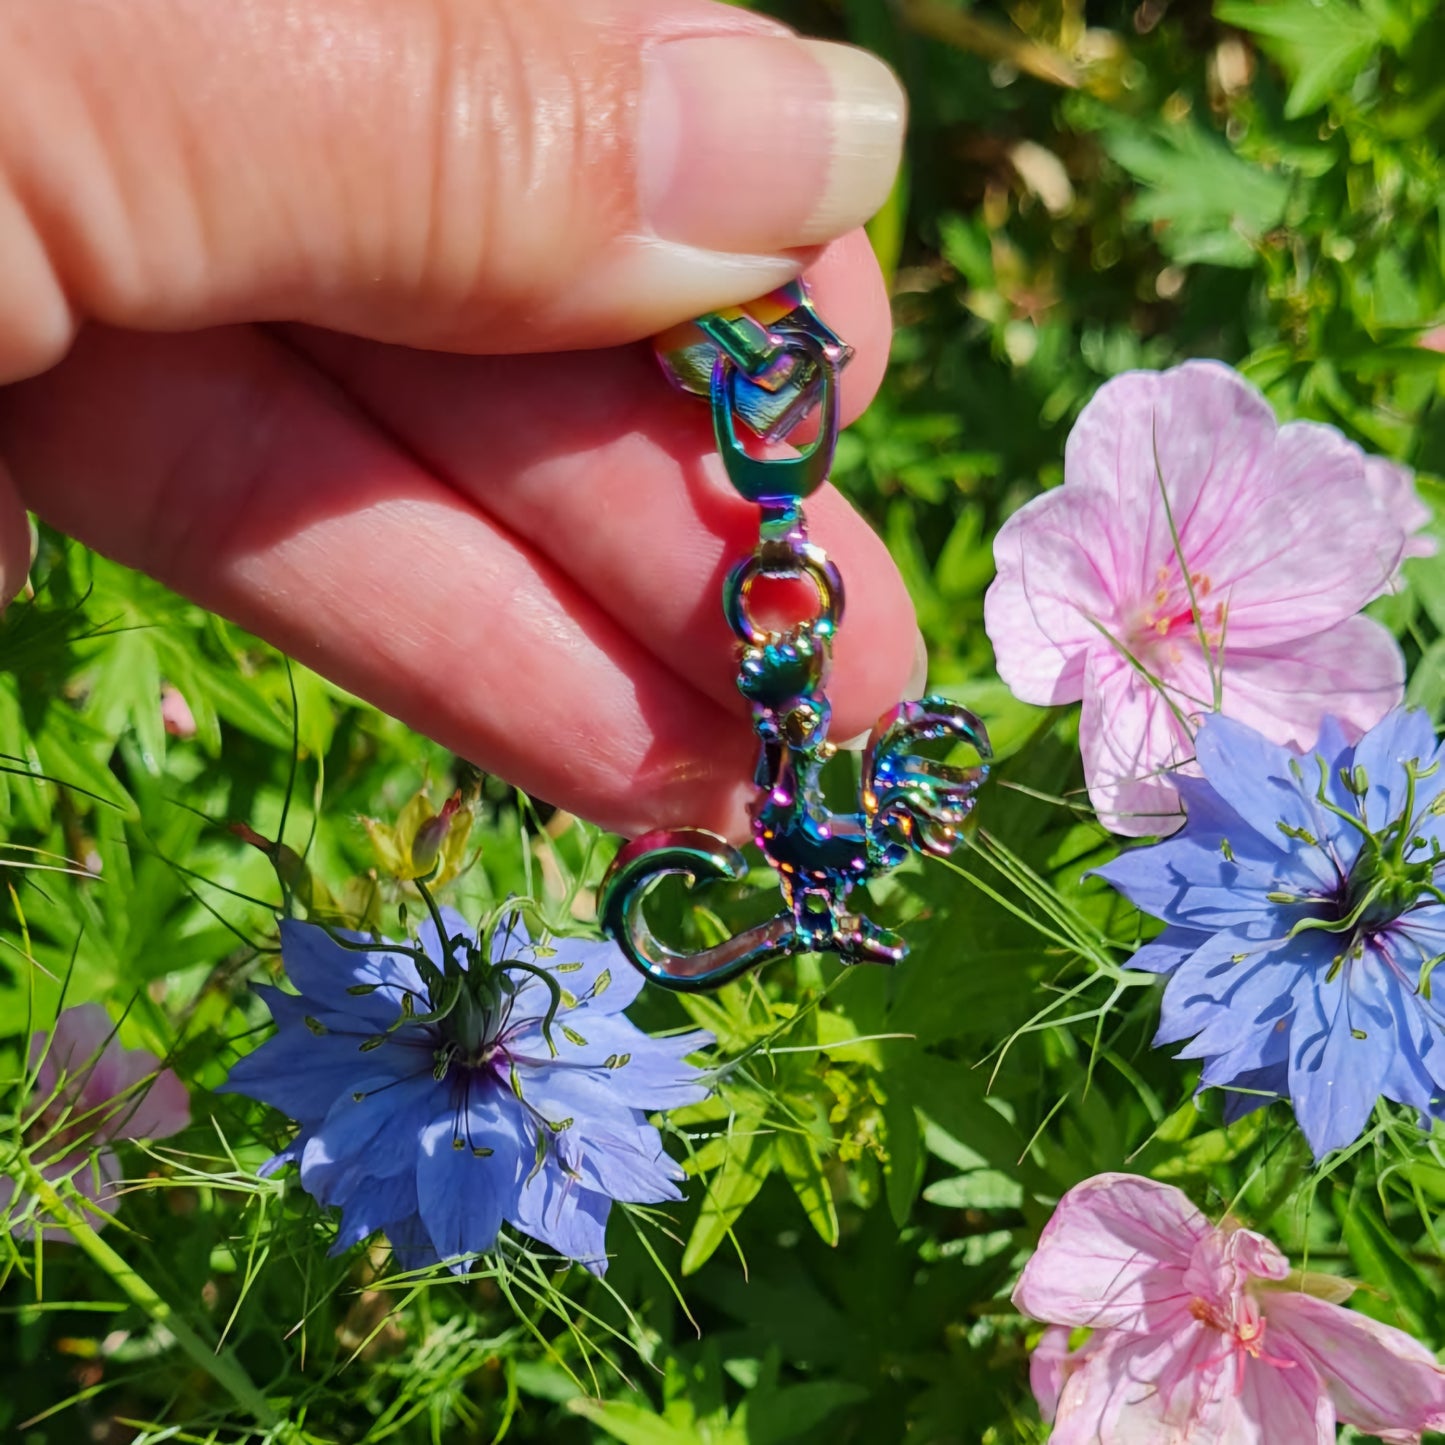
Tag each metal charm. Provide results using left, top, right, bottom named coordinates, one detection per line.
left=602, top=284, right=992, bottom=992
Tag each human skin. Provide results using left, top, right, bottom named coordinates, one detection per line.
left=0, top=0, right=919, bottom=839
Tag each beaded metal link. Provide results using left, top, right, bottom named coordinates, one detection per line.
left=599, top=282, right=992, bottom=991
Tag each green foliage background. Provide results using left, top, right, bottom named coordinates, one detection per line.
left=4, top=0, right=1445, bottom=1440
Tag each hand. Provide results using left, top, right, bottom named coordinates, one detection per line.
left=0, top=0, right=919, bottom=838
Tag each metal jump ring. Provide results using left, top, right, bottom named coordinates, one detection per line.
left=723, top=542, right=845, bottom=647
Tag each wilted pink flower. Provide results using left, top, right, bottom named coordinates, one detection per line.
left=985, top=362, right=1410, bottom=834
left=160, top=684, right=197, bottom=740
left=0, top=1004, right=190, bottom=1240
left=1014, top=1173, right=1445, bottom=1443
left=1365, top=456, right=1436, bottom=561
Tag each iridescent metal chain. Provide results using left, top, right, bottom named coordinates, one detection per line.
left=600, top=282, right=992, bottom=992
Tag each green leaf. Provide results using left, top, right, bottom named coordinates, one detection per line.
left=776, top=1131, right=840, bottom=1247
left=922, top=1169, right=1024, bottom=1210
left=1337, top=1194, right=1434, bottom=1335
left=1097, top=119, right=1290, bottom=267
left=567, top=1399, right=708, bottom=1445
left=1406, top=637, right=1445, bottom=716
left=881, top=1091, right=923, bottom=1228
left=682, top=1123, right=777, bottom=1275
left=742, top=1380, right=869, bottom=1445
left=1151, top=1112, right=1266, bottom=1179
left=1217, top=0, right=1383, bottom=118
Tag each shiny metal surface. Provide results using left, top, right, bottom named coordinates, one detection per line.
left=602, top=285, right=992, bottom=990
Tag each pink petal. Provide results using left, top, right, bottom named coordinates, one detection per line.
left=1064, top=363, right=1278, bottom=568
left=1185, top=616, right=1404, bottom=748
left=1364, top=456, right=1436, bottom=560
left=104, top=1063, right=191, bottom=1142
left=31, top=1004, right=190, bottom=1142
left=985, top=487, right=1127, bottom=706
left=160, top=684, right=198, bottom=739
left=1079, top=651, right=1195, bottom=837
left=1048, top=1329, right=1185, bottom=1444
left=1182, top=1227, right=1290, bottom=1322
left=1234, top=1349, right=1335, bottom=1445
left=1063, top=363, right=1309, bottom=631
left=31, top=1002, right=118, bottom=1101
left=1030, top=1324, right=1077, bottom=1421
left=1221, top=1227, right=1290, bottom=1285
left=1012, top=1173, right=1209, bottom=1332
left=1265, top=1290, right=1445, bottom=1441
left=1050, top=1326, right=1232, bottom=1444
left=1194, top=419, right=1405, bottom=646
left=1051, top=1326, right=1332, bottom=1445
left=1064, top=362, right=1407, bottom=647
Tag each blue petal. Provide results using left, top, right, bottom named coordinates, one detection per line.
left=1390, top=904, right=1445, bottom=972
left=503, top=1009, right=646, bottom=1065
left=259, top=1129, right=310, bottom=1178
left=529, top=1095, right=684, bottom=1204
left=1124, top=926, right=1211, bottom=976
left=495, top=930, right=645, bottom=1019
left=1154, top=929, right=1327, bottom=1051
left=516, top=1042, right=710, bottom=1117
left=1349, top=708, right=1445, bottom=833
left=509, top=1166, right=612, bottom=1275
left=537, top=935, right=644, bottom=1016
left=571, top=1125, right=684, bottom=1204
left=1287, top=961, right=1395, bottom=1158
left=1193, top=716, right=1353, bottom=889
left=1373, top=955, right=1445, bottom=1127
left=331, top=1169, right=420, bottom=1254
left=221, top=1014, right=431, bottom=1125
left=518, top=1066, right=649, bottom=1143
left=507, top=1017, right=712, bottom=1109
left=279, top=920, right=428, bottom=1022
left=1194, top=974, right=1293, bottom=1087
left=414, top=1096, right=526, bottom=1265
left=1218, top=1063, right=1288, bottom=1124
left=1096, top=788, right=1313, bottom=937
left=299, top=1073, right=438, bottom=1207
left=384, top=1213, right=444, bottom=1274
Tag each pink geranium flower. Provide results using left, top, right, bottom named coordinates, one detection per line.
left=159, top=684, right=198, bottom=740
left=984, top=361, right=1415, bottom=834
left=1014, top=1173, right=1445, bottom=1443
left=1365, top=456, right=1436, bottom=561
left=1, top=1004, right=190, bottom=1240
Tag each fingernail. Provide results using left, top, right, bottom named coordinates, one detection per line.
left=905, top=628, right=928, bottom=699
left=639, top=36, right=905, bottom=253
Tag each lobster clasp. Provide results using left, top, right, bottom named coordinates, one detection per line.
left=653, top=279, right=852, bottom=443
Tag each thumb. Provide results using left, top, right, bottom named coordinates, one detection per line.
left=0, top=0, right=906, bottom=382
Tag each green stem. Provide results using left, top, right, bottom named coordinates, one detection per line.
left=19, top=1158, right=286, bottom=1434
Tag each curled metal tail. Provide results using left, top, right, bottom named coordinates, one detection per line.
left=600, top=828, right=798, bottom=992
left=864, top=697, right=993, bottom=857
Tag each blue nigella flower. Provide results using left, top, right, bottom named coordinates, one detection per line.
left=221, top=907, right=711, bottom=1274
left=1097, top=709, right=1445, bottom=1159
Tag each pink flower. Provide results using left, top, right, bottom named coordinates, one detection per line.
left=1013, top=1173, right=1445, bottom=1443
left=1364, top=456, right=1436, bottom=561
left=984, top=361, right=1409, bottom=834
left=160, top=684, right=197, bottom=739
left=1, top=1004, right=190, bottom=1240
